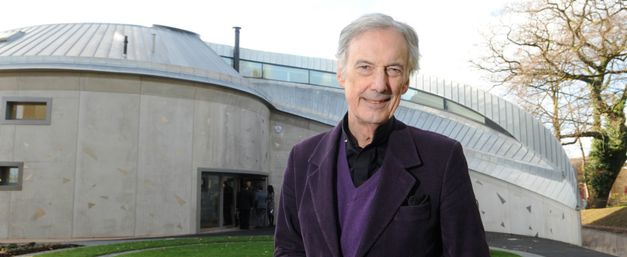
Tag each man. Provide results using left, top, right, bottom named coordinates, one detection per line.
left=237, top=181, right=255, bottom=230
left=274, top=13, right=489, bottom=257
left=255, top=185, right=268, bottom=228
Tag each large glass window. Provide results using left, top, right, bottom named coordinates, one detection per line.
left=446, top=100, right=485, bottom=124
left=263, top=64, right=308, bottom=84
left=1, top=97, right=52, bottom=125
left=403, top=90, right=445, bottom=110
left=0, top=162, right=23, bottom=191
left=240, top=60, right=263, bottom=78
left=310, top=70, right=339, bottom=87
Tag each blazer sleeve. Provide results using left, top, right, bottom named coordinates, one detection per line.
left=440, top=142, right=490, bottom=257
left=274, top=148, right=306, bottom=257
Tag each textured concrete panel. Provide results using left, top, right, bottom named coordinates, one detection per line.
left=0, top=73, right=18, bottom=91
left=80, top=73, right=141, bottom=94
left=269, top=112, right=330, bottom=202
left=507, top=185, right=547, bottom=238
left=9, top=161, right=74, bottom=239
left=0, top=193, right=9, bottom=239
left=472, top=172, right=511, bottom=235
left=0, top=76, right=18, bottom=160
left=582, top=227, right=627, bottom=256
left=471, top=171, right=580, bottom=245
left=543, top=199, right=581, bottom=244
left=17, top=71, right=80, bottom=91
left=73, top=90, right=139, bottom=237
left=135, top=83, right=195, bottom=236
left=0, top=125, right=14, bottom=161
left=193, top=87, right=270, bottom=171
left=13, top=92, right=79, bottom=162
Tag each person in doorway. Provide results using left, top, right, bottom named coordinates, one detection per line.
left=223, top=181, right=234, bottom=226
left=254, top=185, right=268, bottom=228
left=267, top=185, right=275, bottom=227
left=274, top=13, right=489, bottom=257
left=237, top=181, right=255, bottom=230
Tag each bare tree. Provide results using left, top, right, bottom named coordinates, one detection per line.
left=474, top=0, right=626, bottom=207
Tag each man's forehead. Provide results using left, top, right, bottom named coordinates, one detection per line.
left=345, top=28, right=408, bottom=62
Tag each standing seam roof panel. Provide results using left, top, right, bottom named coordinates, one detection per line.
left=7, top=24, right=59, bottom=56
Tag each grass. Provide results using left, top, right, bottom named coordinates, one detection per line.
left=36, top=236, right=273, bottom=257
left=581, top=206, right=627, bottom=229
left=36, top=235, right=519, bottom=257
left=491, top=249, right=521, bottom=257
left=121, top=240, right=273, bottom=257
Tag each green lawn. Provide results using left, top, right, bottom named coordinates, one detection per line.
left=491, top=249, right=521, bottom=257
left=36, top=236, right=273, bottom=257
left=37, top=235, right=519, bottom=257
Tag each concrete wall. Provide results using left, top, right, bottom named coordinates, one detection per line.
left=0, top=71, right=271, bottom=239
left=582, top=227, right=627, bottom=256
left=472, top=171, right=582, bottom=245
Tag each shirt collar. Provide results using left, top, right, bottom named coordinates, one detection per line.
left=341, top=113, right=396, bottom=151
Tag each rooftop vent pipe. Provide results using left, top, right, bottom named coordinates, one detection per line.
left=123, top=35, right=129, bottom=57
left=233, top=27, right=241, bottom=72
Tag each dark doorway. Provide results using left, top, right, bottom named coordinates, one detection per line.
left=199, top=171, right=267, bottom=230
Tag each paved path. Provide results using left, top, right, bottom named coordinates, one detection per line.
left=486, top=232, right=614, bottom=257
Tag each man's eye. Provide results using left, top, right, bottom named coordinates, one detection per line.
left=386, top=67, right=402, bottom=77
left=356, top=65, right=373, bottom=74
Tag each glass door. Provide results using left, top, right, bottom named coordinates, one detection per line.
left=200, top=173, right=220, bottom=228
left=221, top=176, right=236, bottom=227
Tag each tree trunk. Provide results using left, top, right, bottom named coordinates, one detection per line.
left=585, top=99, right=627, bottom=207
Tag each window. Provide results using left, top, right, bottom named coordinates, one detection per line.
left=240, top=60, right=263, bottom=78
left=263, top=64, right=308, bottom=84
left=0, top=162, right=23, bottom=191
left=403, top=89, right=445, bottom=110
left=1, top=97, right=52, bottom=125
left=445, top=100, right=485, bottom=124
left=310, top=70, right=339, bottom=87
left=0, top=31, right=25, bottom=43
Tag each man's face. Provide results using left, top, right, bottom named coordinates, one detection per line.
left=337, top=28, right=409, bottom=129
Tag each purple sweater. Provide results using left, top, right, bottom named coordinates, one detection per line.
left=337, top=137, right=382, bottom=257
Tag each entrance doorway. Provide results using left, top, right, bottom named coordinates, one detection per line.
left=199, top=171, right=267, bottom=230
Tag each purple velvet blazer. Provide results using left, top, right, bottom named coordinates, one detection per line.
left=274, top=120, right=490, bottom=257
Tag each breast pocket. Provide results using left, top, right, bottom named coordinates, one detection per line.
left=377, top=202, right=434, bottom=257
left=395, top=201, right=431, bottom=221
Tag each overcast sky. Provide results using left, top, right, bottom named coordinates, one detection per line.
left=1, top=0, right=514, bottom=89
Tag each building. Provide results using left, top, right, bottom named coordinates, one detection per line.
left=0, top=23, right=581, bottom=244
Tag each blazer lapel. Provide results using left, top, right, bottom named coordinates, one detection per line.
left=306, top=124, right=342, bottom=257
left=355, top=123, right=423, bottom=257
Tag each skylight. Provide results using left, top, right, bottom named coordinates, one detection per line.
left=0, top=31, right=25, bottom=43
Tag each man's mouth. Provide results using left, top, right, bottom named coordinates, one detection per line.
left=363, top=97, right=391, bottom=105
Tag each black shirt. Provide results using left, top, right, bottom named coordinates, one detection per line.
left=341, top=114, right=396, bottom=187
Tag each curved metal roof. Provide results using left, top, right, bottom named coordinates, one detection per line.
left=0, top=23, right=258, bottom=95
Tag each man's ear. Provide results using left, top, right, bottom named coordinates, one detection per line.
left=336, top=66, right=345, bottom=88
left=401, top=80, right=409, bottom=94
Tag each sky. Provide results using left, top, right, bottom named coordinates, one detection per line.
left=1, top=0, right=512, bottom=89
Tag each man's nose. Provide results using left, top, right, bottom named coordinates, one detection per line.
left=371, top=68, right=388, bottom=92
